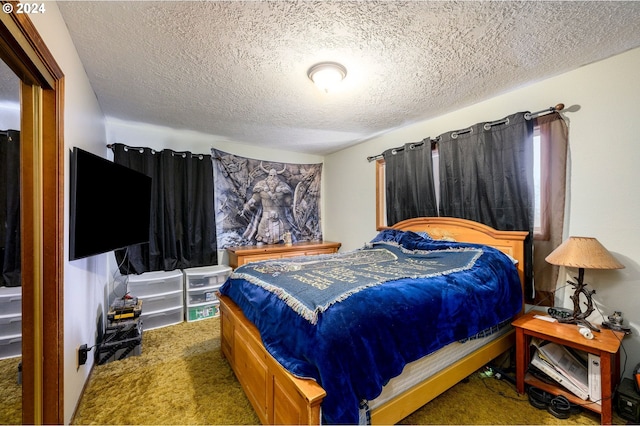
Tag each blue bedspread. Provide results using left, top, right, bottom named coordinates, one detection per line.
left=219, top=230, right=523, bottom=424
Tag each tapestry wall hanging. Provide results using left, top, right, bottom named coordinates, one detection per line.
left=212, top=149, right=323, bottom=248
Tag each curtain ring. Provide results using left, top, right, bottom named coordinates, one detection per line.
left=151, top=149, right=156, bottom=154
left=123, top=146, right=129, bottom=152
left=198, top=155, right=204, bottom=160
left=451, top=132, right=458, bottom=139
left=391, top=149, right=398, bottom=155
left=409, top=143, right=416, bottom=150
left=138, top=148, right=144, bottom=153
left=182, top=153, right=187, bottom=158
left=483, top=123, right=491, bottom=131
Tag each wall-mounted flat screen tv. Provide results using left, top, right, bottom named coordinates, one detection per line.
left=69, top=147, right=152, bottom=261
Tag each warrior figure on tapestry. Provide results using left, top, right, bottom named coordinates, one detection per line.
left=240, top=163, right=293, bottom=244
left=212, top=149, right=323, bottom=248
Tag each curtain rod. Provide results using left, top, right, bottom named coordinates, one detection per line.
left=106, top=143, right=206, bottom=158
left=366, top=103, right=565, bottom=162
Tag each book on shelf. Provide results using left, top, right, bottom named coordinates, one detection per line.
left=536, top=340, right=589, bottom=393
left=588, top=353, right=602, bottom=405
left=530, top=349, right=589, bottom=400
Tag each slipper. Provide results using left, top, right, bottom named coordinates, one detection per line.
left=547, top=395, right=572, bottom=419
left=527, top=387, right=552, bottom=410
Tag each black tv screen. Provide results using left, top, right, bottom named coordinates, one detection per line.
left=69, top=147, right=152, bottom=261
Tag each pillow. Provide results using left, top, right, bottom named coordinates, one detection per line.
left=369, top=229, right=433, bottom=248
left=414, top=231, right=433, bottom=241
left=369, top=229, right=406, bottom=244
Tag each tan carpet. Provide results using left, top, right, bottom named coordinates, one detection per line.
left=0, top=355, right=21, bottom=425
left=73, top=318, right=258, bottom=425
left=71, top=317, right=624, bottom=425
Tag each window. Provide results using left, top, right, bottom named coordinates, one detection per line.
left=533, top=128, right=548, bottom=239
left=376, top=125, right=548, bottom=239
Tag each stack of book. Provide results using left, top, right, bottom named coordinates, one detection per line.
left=529, top=338, right=601, bottom=403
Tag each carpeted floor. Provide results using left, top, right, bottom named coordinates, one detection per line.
left=67, top=317, right=627, bottom=425
left=73, top=318, right=258, bottom=425
left=0, top=355, right=21, bottom=424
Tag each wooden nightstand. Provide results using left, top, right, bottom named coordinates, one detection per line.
left=512, top=310, right=625, bottom=425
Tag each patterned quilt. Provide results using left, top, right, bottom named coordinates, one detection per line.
left=220, top=229, right=522, bottom=424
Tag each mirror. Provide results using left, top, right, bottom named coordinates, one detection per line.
left=0, top=56, right=21, bottom=424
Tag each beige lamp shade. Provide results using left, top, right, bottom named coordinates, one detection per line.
left=545, top=236, right=624, bottom=270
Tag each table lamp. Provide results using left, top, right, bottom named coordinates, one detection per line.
left=545, top=236, right=624, bottom=331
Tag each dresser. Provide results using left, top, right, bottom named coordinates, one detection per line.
left=227, top=241, right=341, bottom=269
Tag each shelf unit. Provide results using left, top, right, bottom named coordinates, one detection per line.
left=115, top=270, right=184, bottom=330
left=183, top=265, right=232, bottom=322
left=0, top=286, right=21, bottom=360
left=513, top=310, right=625, bottom=425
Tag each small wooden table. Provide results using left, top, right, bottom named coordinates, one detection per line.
left=512, top=311, right=625, bottom=425
left=226, top=240, right=341, bottom=269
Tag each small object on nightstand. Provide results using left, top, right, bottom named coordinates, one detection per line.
left=547, top=307, right=573, bottom=321
left=533, top=314, right=557, bottom=323
left=601, top=311, right=632, bottom=335
left=578, top=327, right=594, bottom=340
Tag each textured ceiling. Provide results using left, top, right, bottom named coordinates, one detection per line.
left=52, top=1, right=640, bottom=155
left=0, top=60, right=19, bottom=104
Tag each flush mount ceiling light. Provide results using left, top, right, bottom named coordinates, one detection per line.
left=307, top=62, right=347, bottom=93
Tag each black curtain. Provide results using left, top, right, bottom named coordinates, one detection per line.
left=0, top=130, right=21, bottom=287
left=383, top=140, right=438, bottom=225
left=438, top=112, right=534, bottom=291
left=112, top=144, right=217, bottom=274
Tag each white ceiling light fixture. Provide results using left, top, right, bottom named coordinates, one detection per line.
left=307, top=62, right=347, bottom=93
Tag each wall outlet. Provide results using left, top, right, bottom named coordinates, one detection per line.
left=78, top=344, right=88, bottom=367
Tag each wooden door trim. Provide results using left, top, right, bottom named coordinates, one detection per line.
left=1, top=2, right=65, bottom=424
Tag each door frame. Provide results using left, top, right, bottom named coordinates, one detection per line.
left=0, top=3, right=65, bottom=424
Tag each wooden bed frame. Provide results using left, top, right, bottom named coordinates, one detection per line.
left=219, top=217, right=528, bottom=425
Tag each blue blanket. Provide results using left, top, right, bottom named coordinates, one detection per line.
left=220, top=230, right=523, bottom=424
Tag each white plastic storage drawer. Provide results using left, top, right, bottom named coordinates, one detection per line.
left=0, top=287, right=22, bottom=316
left=120, top=270, right=183, bottom=298
left=186, top=286, right=221, bottom=306
left=0, top=334, right=21, bottom=360
left=183, top=265, right=231, bottom=289
left=0, top=314, right=22, bottom=337
left=141, top=306, right=183, bottom=331
left=139, top=290, right=183, bottom=314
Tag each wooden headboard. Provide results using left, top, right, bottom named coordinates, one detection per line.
left=389, top=217, right=528, bottom=290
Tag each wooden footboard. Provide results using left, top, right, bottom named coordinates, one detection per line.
left=220, top=217, right=528, bottom=425
left=219, top=294, right=326, bottom=425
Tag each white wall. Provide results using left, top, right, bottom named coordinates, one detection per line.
left=325, top=47, right=640, bottom=379
left=29, top=5, right=108, bottom=424
left=105, top=117, right=325, bottom=265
